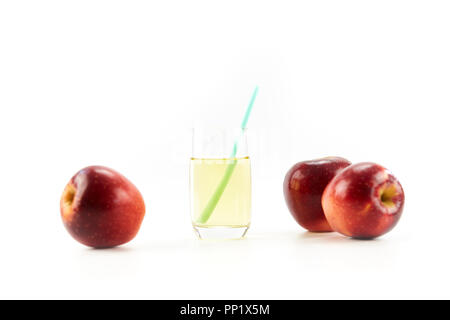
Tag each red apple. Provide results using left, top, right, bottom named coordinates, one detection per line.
left=283, top=157, right=351, bottom=232
left=60, top=166, right=146, bottom=248
left=322, top=162, right=404, bottom=239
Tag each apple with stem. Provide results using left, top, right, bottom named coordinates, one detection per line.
left=322, top=162, right=404, bottom=239
left=60, top=166, right=146, bottom=248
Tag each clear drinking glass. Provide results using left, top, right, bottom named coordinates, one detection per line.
left=190, top=127, right=252, bottom=239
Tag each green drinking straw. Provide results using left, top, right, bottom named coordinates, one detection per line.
left=197, top=86, right=259, bottom=224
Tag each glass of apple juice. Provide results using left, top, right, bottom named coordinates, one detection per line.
left=190, top=127, right=251, bottom=240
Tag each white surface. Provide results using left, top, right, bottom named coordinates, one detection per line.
left=0, top=1, right=449, bottom=299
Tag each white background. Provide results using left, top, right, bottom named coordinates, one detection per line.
left=0, top=1, right=449, bottom=299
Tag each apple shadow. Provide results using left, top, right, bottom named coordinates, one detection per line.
left=85, top=245, right=135, bottom=254
left=78, top=231, right=383, bottom=254
left=297, top=231, right=383, bottom=244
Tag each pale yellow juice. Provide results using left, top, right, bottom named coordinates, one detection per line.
left=190, top=157, right=251, bottom=228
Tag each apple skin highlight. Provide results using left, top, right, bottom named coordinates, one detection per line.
left=60, top=166, right=146, bottom=248
left=322, top=162, right=404, bottom=239
left=283, top=157, right=351, bottom=232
